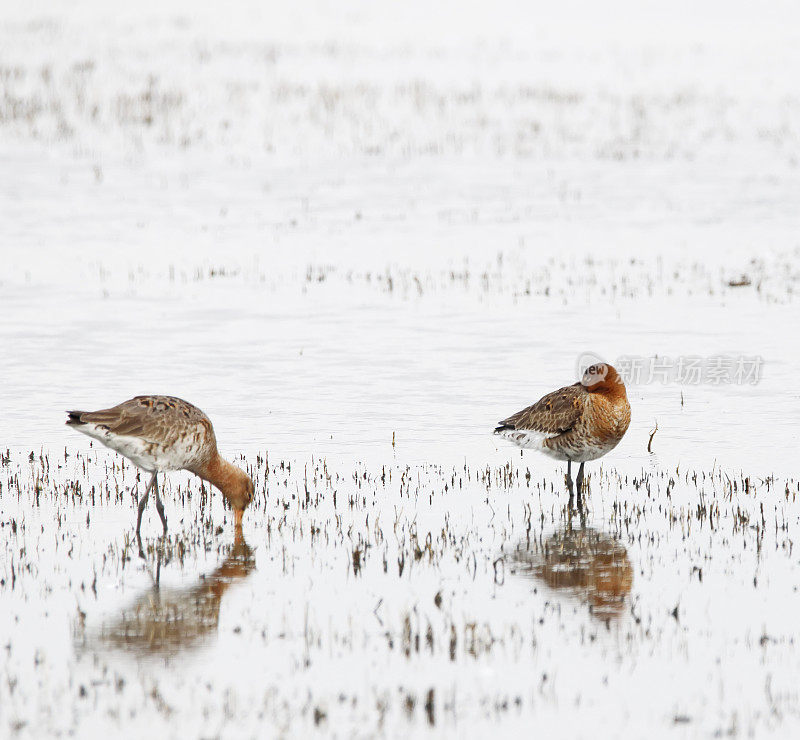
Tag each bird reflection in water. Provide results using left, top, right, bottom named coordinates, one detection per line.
left=510, top=514, right=633, bottom=619
left=77, top=531, right=255, bottom=655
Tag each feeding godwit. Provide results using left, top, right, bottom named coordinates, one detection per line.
left=494, top=363, right=631, bottom=499
left=66, top=396, right=253, bottom=534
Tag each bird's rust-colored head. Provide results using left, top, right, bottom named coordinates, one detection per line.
left=581, top=363, right=626, bottom=397
left=204, top=459, right=254, bottom=529
left=225, top=467, right=254, bottom=529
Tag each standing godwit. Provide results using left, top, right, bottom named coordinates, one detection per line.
left=66, top=396, right=254, bottom=534
left=494, top=363, right=631, bottom=499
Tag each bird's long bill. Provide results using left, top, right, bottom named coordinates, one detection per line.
left=234, top=509, right=243, bottom=529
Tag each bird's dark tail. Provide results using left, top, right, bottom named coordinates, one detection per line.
left=66, top=411, right=86, bottom=426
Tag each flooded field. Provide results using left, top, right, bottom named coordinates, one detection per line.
left=2, top=0, right=800, bottom=737
left=3, top=449, right=800, bottom=737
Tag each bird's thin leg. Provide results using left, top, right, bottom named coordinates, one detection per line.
left=153, top=476, right=168, bottom=534
left=565, top=460, right=575, bottom=505
left=575, top=462, right=585, bottom=508
left=136, top=473, right=158, bottom=535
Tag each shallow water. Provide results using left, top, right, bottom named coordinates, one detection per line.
left=2, top=0, right=800, bottom=737
left=2, top=450, right=798, bottom=737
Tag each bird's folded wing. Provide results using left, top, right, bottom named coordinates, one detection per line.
left=496, top=383, right=585, bottom=435
left=76, top=402, right=158, bottom=440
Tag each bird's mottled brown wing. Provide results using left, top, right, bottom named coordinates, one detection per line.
left=71, top=396, right=211, bottom=443
left=496, top=383, right=586, bottom=435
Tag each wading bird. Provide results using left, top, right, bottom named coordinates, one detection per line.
left=66, top=396, right=253, bottom=534
left=494, top=363, right=631, bottom=500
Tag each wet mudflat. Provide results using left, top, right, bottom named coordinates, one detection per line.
left=3, top=0, right=800, bottom=736
left=2, top=448, right=799, bottom=737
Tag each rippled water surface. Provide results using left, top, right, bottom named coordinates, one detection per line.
left=2, top=0, right=800, bottom=737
